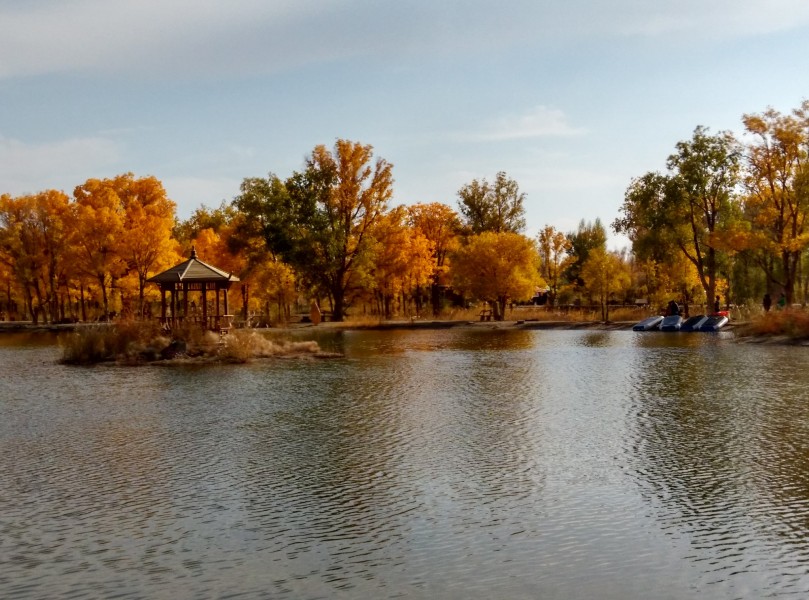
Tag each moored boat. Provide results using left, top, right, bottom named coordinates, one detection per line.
left=660, top=315, right=683, bottom=331
left=633, top=315, right=664, bottom=331
left=699, top=315, right=729, bottom=332
left=680, top=315, right=708, bottom=332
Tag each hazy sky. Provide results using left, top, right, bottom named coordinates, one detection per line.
left=2, top=0, right=808, bottom=248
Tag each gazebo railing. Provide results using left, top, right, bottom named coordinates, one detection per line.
left=157, top=314, right=235, bottom=333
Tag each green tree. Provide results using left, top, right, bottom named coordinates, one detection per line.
left=243, top=140, right=393, bottom=321
left=613, top=173, right=679, bottom=264
left=565, top=218, right=607, bottom=288
left=174, top=201, right=239, bottom=246
left=614, top=126, right=741, bottom=308
left=457, top=171, right=526, bottom=234
left=667, top=126, right=741, bottom=308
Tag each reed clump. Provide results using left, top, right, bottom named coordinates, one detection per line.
left=60, top=321, right=170, bottom=365
left=218, top=330, right=321, bottom=363
left=60, top=321, right=326, bottom=365
left=735, top=308, right=809, bottom=340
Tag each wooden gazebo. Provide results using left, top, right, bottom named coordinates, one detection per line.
left=147, top=247, right=240, bottom=332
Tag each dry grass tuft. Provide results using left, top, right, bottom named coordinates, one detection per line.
left=341, top=314, right=384, bottom=327
left=60, top=321, right=326, bottom=365
left=736, top=308, right=809, bottom=339
left=219, top=330, right=321, bottom=363
left=60, top=320, right=167, bottom=364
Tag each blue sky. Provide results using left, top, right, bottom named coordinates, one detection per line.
left=2, top=1, right=808, bottom=249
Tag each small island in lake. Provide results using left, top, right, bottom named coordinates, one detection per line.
left=59, top=322, right=339, bottom=365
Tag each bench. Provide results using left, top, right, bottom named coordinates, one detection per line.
left=479, top=308, right=492, bottom=321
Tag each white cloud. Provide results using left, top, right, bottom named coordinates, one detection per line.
left=602, top=0, right=809, bottom=38
left=467, top=106, right=587, bottom=142
left=0, top=134, right=121, bottom=194
left=0, top=0, right=345, bottom=79
left=2, top=1, right=807, bottom=80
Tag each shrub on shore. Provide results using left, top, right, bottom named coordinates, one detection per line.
left=735, top=308, right=809, bottom=340
left=219, top=330, right=320, bottom=363
left=60, top=321, right=170, bottom=365
left=60, top=321, right=324, bottom=365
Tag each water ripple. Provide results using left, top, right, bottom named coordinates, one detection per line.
left=3, top=331, right=809, bottom=598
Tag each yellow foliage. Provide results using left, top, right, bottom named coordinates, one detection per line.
left=192, top=227, right=245, bottom=277
left=368, top=206, right=435, bottom=316
left=451, top=232, right=542, bottom=304
left=247, top=259, right=296, bottom=318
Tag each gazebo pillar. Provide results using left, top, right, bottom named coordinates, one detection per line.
left=215, top=287, right=221, bottom=330
left=171, top=285, right=177, bottom=328
left=183, top=282, right=189, bottom=322
left=202, top=284, right=208, bottom=330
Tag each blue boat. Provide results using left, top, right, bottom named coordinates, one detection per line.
left=633, top=315, right=663, bottom=331
left=699, top=315, right=729, bottom=332
left=680, top=315, right=708, bottom=332
left=660, top=315, right=683, bottom=331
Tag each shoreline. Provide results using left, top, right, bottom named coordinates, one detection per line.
left=6, top=318, right=805, bottom=346
left=0, top=318, right=740, bottom=333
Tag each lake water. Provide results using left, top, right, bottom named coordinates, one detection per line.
left=2, top=327, right=809, bottom=599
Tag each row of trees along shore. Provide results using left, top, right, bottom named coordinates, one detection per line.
left=1, top=102, right=807, bottom=325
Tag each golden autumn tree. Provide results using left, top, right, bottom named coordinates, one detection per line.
left=36, top=190, right=73, bottom=322
left=0, top=257, right=14, bottom=320
left=451, top=231, right=542, bottom=320
left=407, top=202, right=461, bottom=316
left=114, top=174, right=181, bottom=317
left=742, top=102, right=809, bottom=304
left=580, top=247, right=631, bottom=321
left=537, top=224, right=574, bottom=307
left=0, top=193, right=43, bottom=322
left=192, top=227, right=246, bottom=277
left=249, top=259, right=297, bottom=323
left=71, top=178, right=128, bottom=318
left=0, top=190, right=72, bottom=323
left=369, top=205, right=434, bottom=319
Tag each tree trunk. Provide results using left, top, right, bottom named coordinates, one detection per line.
left=496, top=296, right=507, bottom=321
left=138, top=275, right=147, bottom=319
left=98, top=273, right=109, bottom=319
left=332, top=289, right=345, bottom=321
left=80, top=283, right=87, bottom=322
left=24, top=286, right=36, bottom=325
left=430, top=282, right=441, bottom=316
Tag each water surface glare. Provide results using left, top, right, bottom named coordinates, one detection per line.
left=2, top=329, right=809, bottom=599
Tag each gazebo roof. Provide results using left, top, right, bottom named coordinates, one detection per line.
left=147, top=247, right=240, bottom=284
